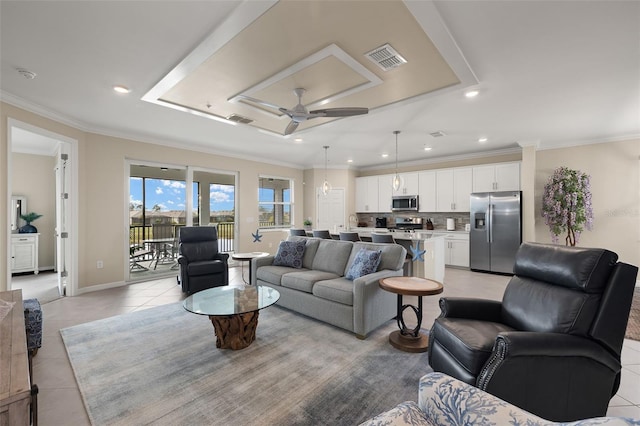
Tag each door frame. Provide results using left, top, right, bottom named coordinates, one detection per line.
left=6, top=118, right=79, bottom=296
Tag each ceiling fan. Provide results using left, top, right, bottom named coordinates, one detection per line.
left=240, top=88, right=368, bottom=135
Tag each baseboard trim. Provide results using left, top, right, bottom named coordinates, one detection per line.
left=76, top=280, right=127, bottom=295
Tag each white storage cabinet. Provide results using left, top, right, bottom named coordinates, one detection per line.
left=11, top=233, right=39, bottom=274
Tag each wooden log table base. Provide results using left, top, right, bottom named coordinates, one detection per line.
left=209, top=311, right=259, bottom=350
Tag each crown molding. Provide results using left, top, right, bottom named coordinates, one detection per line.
left=1, top=91, right=305, bottom=170
left=358, top=146, right=523, bottom=172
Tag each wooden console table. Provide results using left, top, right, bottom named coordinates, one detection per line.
left=0, top=290, right=32, bottom=425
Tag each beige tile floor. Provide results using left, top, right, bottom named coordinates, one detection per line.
left=19, top=267, right=640, bottom=424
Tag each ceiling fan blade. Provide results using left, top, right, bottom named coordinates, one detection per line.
left=309, top=107, right=369, bottom=118
left=284, top=120, right=299, bottom=135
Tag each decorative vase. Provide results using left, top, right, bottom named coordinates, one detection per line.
left=19, top=223, right=38, bottom=233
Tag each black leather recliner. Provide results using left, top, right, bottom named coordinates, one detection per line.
left=428, top=242, right=638, bottom=422
left=177, top=226, right=229, bottom=295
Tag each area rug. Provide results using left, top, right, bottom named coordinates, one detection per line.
left=61, top=303, right=431, bottom=425
left=625, top=288, right=640, bottom=341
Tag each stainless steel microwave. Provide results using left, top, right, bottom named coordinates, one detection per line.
left=391, top=195, right=419, bottom=211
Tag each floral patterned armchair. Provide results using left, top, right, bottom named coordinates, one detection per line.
left=361, top=373, right=639, bottom=426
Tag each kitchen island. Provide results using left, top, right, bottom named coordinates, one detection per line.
left=282, top=228, right=448, bottom=282
left=349, top=228, right=446, bottom=283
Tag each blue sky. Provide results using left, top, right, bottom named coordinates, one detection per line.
left=130, top=178, right=235, bottom=212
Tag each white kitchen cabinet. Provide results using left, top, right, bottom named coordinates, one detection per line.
left=473, top=162, right=520, bottom=192
left=11, top=233, right=39, bottom=274
left=433, top=232, right=469, bottom=267
left=448, top=238, right=470, bottom=267
left=436, top=167, right=472, bottom=212
left=378, top=175, right=393, bottom=213
left=355, top=176, right=380, bottom=212
left=418, top=171, right=436, bottom=212
left=391, top=172, right=419, bottom=196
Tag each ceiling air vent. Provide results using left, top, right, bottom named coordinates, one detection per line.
left=364, top=43, right=407, bottom=71
left=429, top=131, right=447, bottom=138
left=227, top=113, right=253, bottom=124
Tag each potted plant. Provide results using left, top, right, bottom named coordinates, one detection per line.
left=303, top=219, right=312, bottom=230
left=19, top=212, right=43, bottom=233
left=541, top=167, right=593, bottom=246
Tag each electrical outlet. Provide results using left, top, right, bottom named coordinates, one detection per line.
left=269, top=243, right=273, bottom=248
left=97, top=260, right=103, bottom=269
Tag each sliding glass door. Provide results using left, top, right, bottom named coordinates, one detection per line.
left=127, top=163, right=237, bottom=282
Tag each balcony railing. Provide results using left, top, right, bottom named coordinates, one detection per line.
left=129, top=222, right=235, bottom=254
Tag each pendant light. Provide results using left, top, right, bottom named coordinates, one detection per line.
left=322, top=145, right=332, bottom=196
left=392, top=130, right=403, bottom=191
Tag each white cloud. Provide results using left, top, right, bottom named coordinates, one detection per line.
left=167, top=200, right=174, bottom=205
left=155, top=187, right=163, bottom=195
left=162, top=180, right=186, bottom=189
left=210, top=184, right=234, bottom=193
left=210, top=191, right=231, bottom=203
left=129, top=195, right=142, bottom=204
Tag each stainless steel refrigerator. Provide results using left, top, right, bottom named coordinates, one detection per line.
left=470, top=191, right=522, bottom=274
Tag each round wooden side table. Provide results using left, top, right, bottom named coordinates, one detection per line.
left=231, top=252, right=268, bottom=284
left=379, top=276, right=444, bottom=353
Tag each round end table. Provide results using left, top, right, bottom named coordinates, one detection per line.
left=379, top=276, right=443, bottom=353
left=231, top=252, right=269, bottom=284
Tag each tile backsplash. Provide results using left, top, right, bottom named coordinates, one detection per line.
left=356, top=212, right=470, bottom=231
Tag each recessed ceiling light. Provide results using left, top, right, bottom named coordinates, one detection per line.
left=347, top=159, right=353, bottom=163
left=464, top=89, right=479, bottom=98
left=294, top=138, right=303, bottom=143
left=113, top=85, right=131, bottom=94
left=381, top=153, right=389, bottom=158
left=424, top=146, right=433, bottom=151
left=478, top=137, right=488, bottom=143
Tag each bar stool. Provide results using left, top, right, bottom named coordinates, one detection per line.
left=371, top=233, right=413, bottom=276
left=312, top=230, right=332, bottom=239
left=290, top=229, right=307, bottom=236
left=339, top=231, right=360, bottom=241
left=371, top=233, right=394, bottom=243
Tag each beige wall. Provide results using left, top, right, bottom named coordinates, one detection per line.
left=535, top=139, right=640, bottom=266
left=1, top=101, right=303, bottom=292
left=303, top=167, right=357, bottom=228
left=12, top=153, right=56, bottom=269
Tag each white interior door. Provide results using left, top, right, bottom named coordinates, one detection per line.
left=316, top=188, right=345, bottom=232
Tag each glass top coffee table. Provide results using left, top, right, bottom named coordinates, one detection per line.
left=183, top=285, right=280, bottom=350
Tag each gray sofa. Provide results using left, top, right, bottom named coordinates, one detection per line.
left=251, top=236, right=407, bottom=338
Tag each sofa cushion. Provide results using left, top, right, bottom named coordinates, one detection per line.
left=282, top=270, right=341, bottom=293
left=312, top=239, right=353, bottom=275
left=273, top=240, right=306, bottom=268
left=345, top=248, right=382, bottom=280
left=256, top=265, right=301, bottom=286
left=351, top=242, right=405, bottom=272
left=312, top=278, right=354, bottom=306
left=287, top=236, right=321, bottom=269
